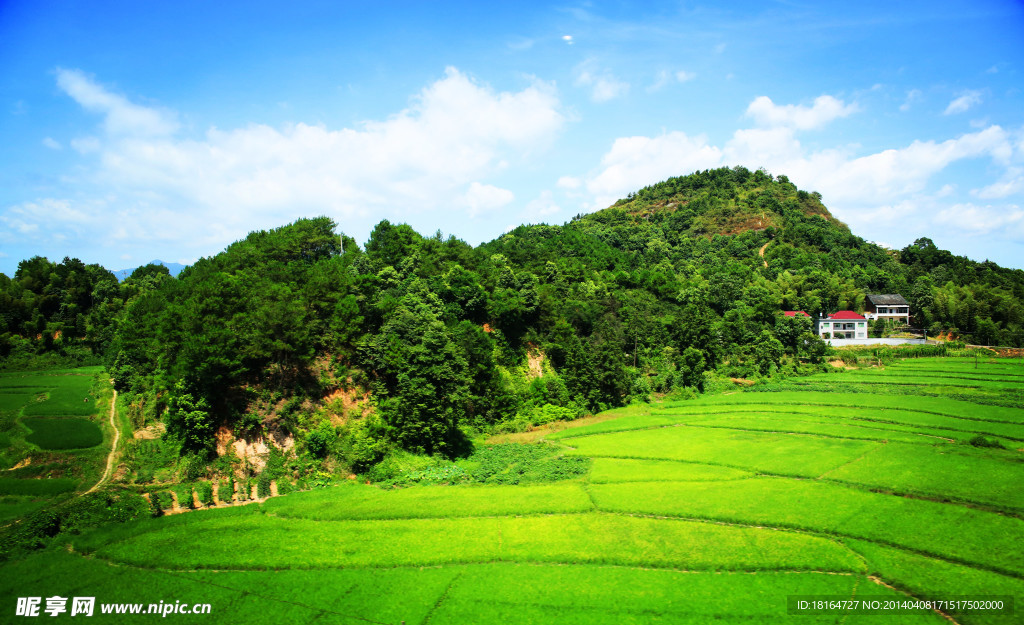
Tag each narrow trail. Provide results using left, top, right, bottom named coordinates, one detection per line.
left=84, top=389, right=118, bottom=496
left=758, top=241, right=769, bottom=267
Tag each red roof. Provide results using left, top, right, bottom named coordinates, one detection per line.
left=783, top=311, right=810, bottom=317
left=827, top=311, right=866, bottom=320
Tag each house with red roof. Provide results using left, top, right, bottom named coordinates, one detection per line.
left=782, top=311, right=811, bottom=318
left=816, top=311, right=868, bottom=339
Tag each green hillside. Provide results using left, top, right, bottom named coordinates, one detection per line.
left=1, top=166, right=1023, bottom=481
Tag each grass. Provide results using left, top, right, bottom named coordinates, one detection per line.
left=588, top=478, right=1024, bottom=576
left=20, top=375, right=97, bottom=417
left=2, top=355, right=1022, bottom=623
left=82, top=510, right=864, bottom=572
left=430, top=564, right=873, bottom=625
left=0, top=496, right=54, bottom=523
left=262, top=481, right=594, bottom=520
left=697, top=390, right=1024, bottom=424
left=0, top=393, right=38, bottom=414
left=562, top=426, right=882, bottom=477
left=824, top=442, right=1024, bottom=511
left=588, top=458, right=754, bottom=483
left=0, top=552, right=907, bottom=625
left=843, top=540, right=1024, bottom=625
left=0, top=477, right=79, bottom=495
left=23, top=417, right=103, bottom=450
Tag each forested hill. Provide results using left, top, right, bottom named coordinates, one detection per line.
left=2, top=166, right=1023, bottom=472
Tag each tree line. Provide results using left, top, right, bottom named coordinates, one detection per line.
left=2, top=167, right=1022, bottom=468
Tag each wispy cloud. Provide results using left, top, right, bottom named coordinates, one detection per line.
left=56, top=68, right=179, bottom=136
left=899, top=89, right=922, bottom=112
left=944, top=90, right=982, bottom=115
left=575, top=63, right=629, bottom=102
left=647, top=69, right=696, bottom=93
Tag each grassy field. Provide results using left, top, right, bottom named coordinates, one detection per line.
left=0, top=368, right=111, bottom=495
left=1, top=355, right=1022, bottom=623
left=23, top=417, right=103, bottom=450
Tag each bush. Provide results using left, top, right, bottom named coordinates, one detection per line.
left=155, top=491, right=174, bottom=511
left=0, top=491, right=148, bottom=561
left=197, top=481, right=214, bottom=506
left=173, top=484, right=195, bottom=509
left=257, top=473, right=272, bottom=498
left=217, top=479, right=234, bottom=504
left=306, top=421, right=335, bottom=459
left=178, top=453, right=207, bottom=481
left=148, top=491, right=163, bottom=517
left=968, top=435, right=1005, bottom=449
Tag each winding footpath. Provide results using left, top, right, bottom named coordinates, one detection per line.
left=83, top=389, right=118, bottom=496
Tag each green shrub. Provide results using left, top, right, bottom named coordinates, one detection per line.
left=178, top=453, right=207, bottom=481
left=257, top=473, right=272, bottom=498
left=197, top=481, right=214, bottom=506
left=237, top=479, right=251, bottom=501
left=173, top=484, right=196, bottom=509
left=968, top=435, right=1005, bottom=449
left=276, top=480, right=295, bottom=495
left=148, top=491, right=163, bottom=517
left=155, top=491, right=173, bottom=511
left=217, top=479, right=234, bottom=504
left=306, top=421, right=335, bottom=459
left=134, top=466, right=154, bottom=484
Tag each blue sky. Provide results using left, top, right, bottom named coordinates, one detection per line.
left=1, top=0, right=1023, bottom=275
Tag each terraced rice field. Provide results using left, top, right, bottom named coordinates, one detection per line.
left=3, top=355, right=1023, bottom=623
left=0, top=368, right=106, bottom=491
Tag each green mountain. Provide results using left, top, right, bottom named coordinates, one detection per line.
left=3, top=166, right=1023, bottom=477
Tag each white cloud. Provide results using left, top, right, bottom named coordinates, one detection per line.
left=648, top=70, right=696, bottom=93
left=56, top=68, right=179, bottom=136
left=575, top=68, right=629, bottom=102
left=557, top=176, right=582, bottom=190
left=523, top=190, right=561, bottom=221
left=724, top=127, right=803, bottom=167
left=562, top=35, right=574, bottom=45
left=944, top=90, right=982, bottom=115
left=973, top=169, right=1024, bottom=199
left=935, top=203, right=1024, bottom=234
left=746, top=95, right=858, bottom=130
left=579, top=94, right=1016, bottom=231
left=42, top=137, right=62, bottom=150
left=900, top=89, right=922, bottom=112
left=5, top=67, right=565, bottom=255
left=70, top=136, right=101, bottom=154
left=585, top=132, right=723, bottom=208
left=463, top=182, right=514, bottom=217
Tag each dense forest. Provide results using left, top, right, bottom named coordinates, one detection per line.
left=2, top=167, right=1023, bottom=474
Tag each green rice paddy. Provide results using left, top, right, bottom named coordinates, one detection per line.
left=23, top=417, right=103, bottom=450
left=2, top=355, right=1023, bottom=624
left=0, top=369, right=106, bottom=498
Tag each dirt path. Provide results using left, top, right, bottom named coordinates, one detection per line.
left=84, top=389, right=118, bottom=495
left=758, top=241, right=769, bottom=267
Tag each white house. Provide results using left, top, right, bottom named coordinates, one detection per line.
left=864, top=294, right=910, bottom=324
left=817, top=311, right=868, bottom=339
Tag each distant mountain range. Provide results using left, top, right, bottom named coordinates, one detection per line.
left=113, top=259, right=188, bottom=281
